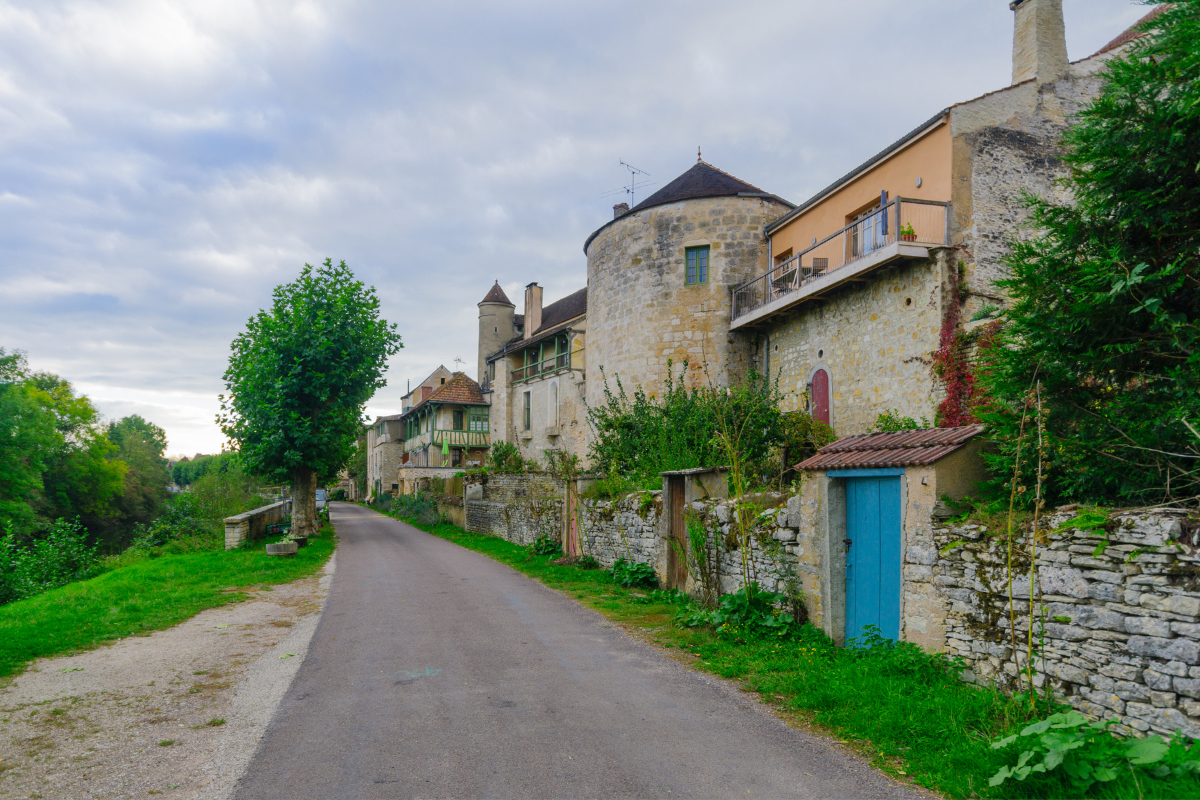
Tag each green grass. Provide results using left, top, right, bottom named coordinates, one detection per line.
left=384, top=509, right=1199, bottom=800
left=0, top=525, right=335, bottom=679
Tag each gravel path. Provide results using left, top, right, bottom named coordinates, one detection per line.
left=0, top=552, right=336, bottom=800
left=235, top=504, right=920, bottom=799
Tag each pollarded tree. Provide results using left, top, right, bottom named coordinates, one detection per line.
left=219, top=259, right=402, bottom=537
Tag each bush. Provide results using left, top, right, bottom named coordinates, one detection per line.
left=331, top=489, right=347, bottom=501
left=678, top=582, right=794, bottom=639
left=588, top=361, right=791, bottom=487
left=868, top=409, right=929, bottom=434
left=0, top=519, right=101, bottom=605
left=488, top=441, right=533, bottom=473
left=528, top=534, right=561, bottom=557
left=610, top=558, right=658, bottom=588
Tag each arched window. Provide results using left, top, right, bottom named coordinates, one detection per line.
left=811, top=368, right=831, bottom=425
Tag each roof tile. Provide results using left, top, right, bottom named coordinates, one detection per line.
left=796, top=425, right=984, bottom=470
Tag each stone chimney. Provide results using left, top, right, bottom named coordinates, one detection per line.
left=421, top=386, right=433, bottom=401
left=523, top=282, right=543, bottom=339
left=1010, top=0, right=1068, bottom=85
left=613, top=202, right=630, bottom=218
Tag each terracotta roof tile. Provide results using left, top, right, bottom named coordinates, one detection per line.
left=403, top=373, right=487, bottom=417
left=796, top=425, right=984, bottom=470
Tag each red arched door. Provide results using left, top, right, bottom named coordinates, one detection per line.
left=811, top=369, right=830, bottom=425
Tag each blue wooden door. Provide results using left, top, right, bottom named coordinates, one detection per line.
left=845, top=476, right=901, bottom=642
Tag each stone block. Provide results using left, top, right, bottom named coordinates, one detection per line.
left=1043, top=624, right=1091, bottom=642
left=786, top=494, right=802, bottom=527
left=1128, top=636, right=1200, bottom=665
left=1073, top=605, right=1126, bottom=631
left=1151, top=691, right=1177, bottom=708
left=1174, top=677, right=1200, bottom=699
left=1114, top=680, right=1151, bottom=702
left=773, top=527, right=796, bottom=543
left=1039, top=567, right=1089, bottom=599
left=1126, top=617, right=1174, bottom=638
left=1089, top=674, right=1115, bottom=692
left=1124, top=590, right=1143, bottom=606
left=1164, top=595, right=1200, bottom=619
left=1182, top=699, right=1200, bottom=718
left=907, top=544, right=938, bottom=566
left=1101, top=663, right=1141, bottom=681
left=1045, top=661, right=1089, bottom=685
left=1083, top=569, right=1125, bottom=584
left=1166, top=660, right=1191, bottom=677
left=1126, top=703, right=1200, bottom=738
left=1087, top=582, right=1122, bottom=602
left=1145, top=670, right=1174, bottom=691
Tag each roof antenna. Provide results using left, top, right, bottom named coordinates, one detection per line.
left=453, top=357, right=465, bottom=372
left=698, top=146, right=702, bottom=162
left=600, top=160, right=654, bottom=207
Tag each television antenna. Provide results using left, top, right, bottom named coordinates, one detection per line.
left=600, top=160, right=655, bottom=207
left=453, top=356, right=465, bottom=371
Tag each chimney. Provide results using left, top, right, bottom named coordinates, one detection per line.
left=523, top=282, right=543, bottom=339
left=613, top=202, right=630, bottom=218
left=1010, top=0, right=1068, bottom=86
left=421, top=386, right=432, bottom=401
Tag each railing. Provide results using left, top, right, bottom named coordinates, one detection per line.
left=733, top=198, right=949, bottom=320
left=432, top=429, right=490, bottom=448
left=511, top=351, right=571, bottom=383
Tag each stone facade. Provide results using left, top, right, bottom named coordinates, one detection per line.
left=585, top=195, right=790, bottom=422
left=929, top=508, right=1200, bottom=739
left=764, top=252, right=949, bottom=434
left=366, top=416, right=406, bottom=500
left=464, top=472, right=564, bottom=546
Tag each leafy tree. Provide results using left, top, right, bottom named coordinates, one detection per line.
left=348, top=436, right=367, bottom=498
left=219, top=259, right=402, bottom=537
left=100, top=416, right=171, bottom=549
left=0, top=351, right=57, bottom=535
left=172, top=453, right=234, bottom=487
left=977, top=1, right=1200, bottom=505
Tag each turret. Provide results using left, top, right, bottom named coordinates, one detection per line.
left=478, top=281, right=516, bottom=387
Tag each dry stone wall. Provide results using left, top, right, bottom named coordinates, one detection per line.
left=464, top=473, right=563, bottom=546
left=931, top=508, right=1200, bottom=738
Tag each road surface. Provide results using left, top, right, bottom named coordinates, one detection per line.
left=234, top=503, right=919, bottom=799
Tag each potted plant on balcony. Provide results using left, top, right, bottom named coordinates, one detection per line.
left=900, top=222, right=917, bottom=242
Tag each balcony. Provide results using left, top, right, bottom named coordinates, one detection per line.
left=732, top=198, right=949, bottom=328
left=432, top=429, right=490, bottom=449
left=511, top=351, right=571, bottom=383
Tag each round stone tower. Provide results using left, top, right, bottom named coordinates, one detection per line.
left=477, top=281, right=516, bottom=386
left=583, top=159, right=793, bottom=411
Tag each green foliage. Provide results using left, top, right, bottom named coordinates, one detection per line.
left=609, top=558, right=657, bottom=588
left=869, top=409, right=929, bottom=434
left=580, top=472, right=638, bottom=500
left=330, top=489, right=347, bottom=501
left=0, top=523, right=335, bottom=678
left=486, top=441, right=532, bottom=473
left=0, top=518, right=101, bottom=606
left=587, top=361, right=790, bottom=486
left=976, top=1, right=1200, bottom=505
left=529, top=534, right=562, bottom=557
left=989, top=711, right=1198, bottom=793
left=391, top=492, right=442, bottom=527
left=172, top=453, right=236, bottom=487
left=970, top=304, right=1002, bottom=322
left=679, top=583, right=794, bottom=640
left=349, top=437, right=368, bottom=498
left=219, top=259, right=402, bottom=529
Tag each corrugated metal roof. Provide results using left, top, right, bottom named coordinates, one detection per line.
left=796, top=425, right=984, bottom=470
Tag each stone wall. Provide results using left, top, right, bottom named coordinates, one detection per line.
left=577, top=492, right=662, bottom=567
left=930, top=508, right=1200, bottom=738
left=224, top=500, right=291, bottom=550
left=464, top=472, right=563, bottom=546
left=764, top=253, right=947, bottom=436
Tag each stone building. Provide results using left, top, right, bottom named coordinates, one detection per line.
left=583, top=160, right=793, bottom=416
left=365, top=413, right=405, bottom=500
left=401, top=364, right=453, bottom=413
left=399, top=372, right=490, bottom=470
left=481, top=282, right=588, bottom=463
left=730, top=0, right=1160, bottom=436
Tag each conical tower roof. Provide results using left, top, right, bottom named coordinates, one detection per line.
left=632, top=160, right=766, bottom=212
left=479, top=280, right=514, bottom=306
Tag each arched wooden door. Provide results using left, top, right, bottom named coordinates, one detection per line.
left=811, top=368, right=830, bottom=425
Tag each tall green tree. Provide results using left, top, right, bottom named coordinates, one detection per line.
left=102, top=415, right=171, bottom=549
left=219, top=259, right=402, bottom=536
left=0, top=351, right=56, bottom=535
left=977, top=0, right=1200, bottom=504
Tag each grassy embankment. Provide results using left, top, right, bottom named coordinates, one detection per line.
left=381, top=507, right=1198, bottom=800
left=0, top=525, right=335, bottom=680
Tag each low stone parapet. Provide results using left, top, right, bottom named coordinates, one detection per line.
left=224, top=500, right=291, bottom=550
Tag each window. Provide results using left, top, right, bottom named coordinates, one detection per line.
left=440, top=377, right=446, bottom=384
left=489, top=362, right=495, bottom=381
left=523, top=391, right=531, bottom=430
left=469, top=408, right=488, bottom=432
left=451, top=448, right=463, bottom=467
left=453, top=409, right=464, bottom=431
left=685, top=246, right=709, bottom=285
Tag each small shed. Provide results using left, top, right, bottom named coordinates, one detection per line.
left=660, top=468, right=729, bottom=590
left=793, top=425, right=986, bottom=648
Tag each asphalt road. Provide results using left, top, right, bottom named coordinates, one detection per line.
left=234, top=503, right=920, bottom=799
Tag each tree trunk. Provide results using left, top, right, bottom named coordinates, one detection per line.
left=291, top=467, right=319, bottom=539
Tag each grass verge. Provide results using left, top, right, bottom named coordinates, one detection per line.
left=0, top=524, right=335, bottom=679
left=384, top=510, right=1199, bottom=800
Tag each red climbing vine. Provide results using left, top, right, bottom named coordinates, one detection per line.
left=931, top=260, right=987, bottom=428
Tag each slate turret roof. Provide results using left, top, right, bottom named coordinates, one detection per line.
left=479, top=281, right=514, bottom=306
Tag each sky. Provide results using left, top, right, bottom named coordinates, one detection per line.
left=0, top=0, right=1152, bottom=458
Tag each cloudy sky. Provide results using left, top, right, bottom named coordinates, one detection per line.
left=0, top=0, right=1150, bottom=457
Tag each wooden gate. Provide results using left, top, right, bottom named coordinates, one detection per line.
left=845, top=474, right=901, bottom=642
left=565, top=481, right=581, bottom=557
left=665, top=476, right=687, bottom=590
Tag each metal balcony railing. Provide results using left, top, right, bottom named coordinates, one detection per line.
left=733, top=198, right=949, bottom=320
left=511, top=351, right=571, bottom=383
